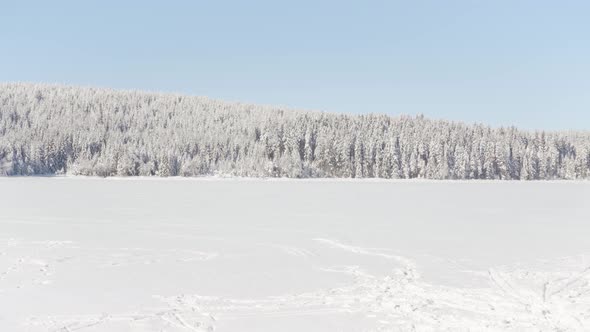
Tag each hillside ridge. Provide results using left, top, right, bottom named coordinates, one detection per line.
left=1, top=83, right=589, bottom=179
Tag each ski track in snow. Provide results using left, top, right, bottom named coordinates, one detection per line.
left=1, top=179, right=589, bottom=331
left=2, top=237, right=589, bottom=331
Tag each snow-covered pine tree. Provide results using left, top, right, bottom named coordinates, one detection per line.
left=0, top=83, right=589, bottom=179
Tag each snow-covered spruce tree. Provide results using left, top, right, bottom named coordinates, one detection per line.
left=0, top=83, right=589, bottom=179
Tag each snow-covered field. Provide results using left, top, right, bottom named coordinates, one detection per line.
left=1, top=178, right=589, bottom=331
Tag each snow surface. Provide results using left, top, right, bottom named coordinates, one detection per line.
left=1, top=178, right=589, bottom=331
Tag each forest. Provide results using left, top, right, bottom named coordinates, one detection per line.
left=1, top=83, right=589, bottom=179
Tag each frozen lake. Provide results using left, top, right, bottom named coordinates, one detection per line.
left=1, top=178, right=589, bottom=331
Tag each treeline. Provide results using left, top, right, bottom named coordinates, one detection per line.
left=0, top=83, right=589, bottom=179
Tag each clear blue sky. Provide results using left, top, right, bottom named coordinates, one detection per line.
left=1, top=1, right=589, bottom=130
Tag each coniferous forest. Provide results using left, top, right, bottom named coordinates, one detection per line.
left=0, top=83, right=588, bottom=179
